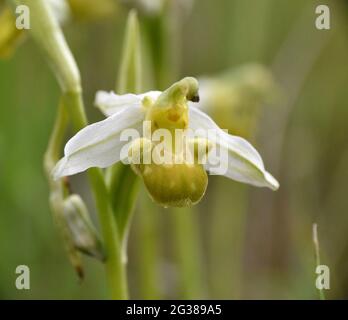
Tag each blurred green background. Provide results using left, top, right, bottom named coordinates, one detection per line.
left=1, top=0, right=348, bottom=299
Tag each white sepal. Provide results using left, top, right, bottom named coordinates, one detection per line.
left=53, top=105, right=146, bottom=179
left=189, top=106, right=279, bottom=190
left=95, top=90, right=161, bottom=116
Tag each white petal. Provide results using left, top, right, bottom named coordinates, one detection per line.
left=95, top=90, right=161, bottom=116
left=189, top=106, right=279, bottom=190
left=53, top=105, right=146, bottom=179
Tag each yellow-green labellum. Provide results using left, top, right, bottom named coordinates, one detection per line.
left=132, top=162, right=208, bottom=208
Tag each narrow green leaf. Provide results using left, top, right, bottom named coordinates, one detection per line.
left=109, top=10, right=143, bottom=243
left=117, top=9, right=142, bottom=94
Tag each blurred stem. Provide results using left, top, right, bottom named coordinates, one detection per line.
left=108, top=163, right=140, bottom=244
left=114, top=10, right=164, bottom=299
left=142, top=1, right=181, bottom=88
left=228, top=0, right=273, bottom=64
left=117, top=10, right=142, bottom=94
left=16, top=0, right=127, bottom=299
left=107, top=10, right=142, bottom=268
left=12, top=0, right=80, bottom=93
left=171, top=207, right=206, bottom=299
left=63, top=88, right=128, bottom=300
left=44, top=101, right=69, bottom=179
left=209, top=180, right=247, bottom=298
left=44, top=100, right=83, bottom=278
left=313, top=223, right=326, bottom=300
left=135, top=191, right=161, bottom=299
left=142, top=14, right=166, bottom=88
left=270, top=4, right=331, bottom=175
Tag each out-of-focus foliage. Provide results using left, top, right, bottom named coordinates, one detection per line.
left=1, top=0, right=348, bottom=299
left=67, top=0, right=118, bottom=22
left=0, top=6, right=25, bottom=58
left=198, top=64, right=278, bottom=138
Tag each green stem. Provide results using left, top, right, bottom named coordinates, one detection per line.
left=107, top=164, right=140, bottom=240
left=63, top=91, right=128, bottom=299
left=44, top=101, right=69, bottom=178
left=15, top=0, right=128, bottom=299
left=171, top=207, right=206, bottom=299
left=106, top=9, right=142, bottom=269
left=141, top=1, right=181, bottom=88
left=209, top=180, right=248, bottom=298
left=313, top=223, right=326, bottom=300
left=135, top=192, right=161, bottom=299
left=44, top=100, right=84, bottom=278
left=88, top=166, right=128, bottom=299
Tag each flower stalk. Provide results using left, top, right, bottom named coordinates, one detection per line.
left=107, top=10, right=142, bottom=262
left=135, top=192, right=161, bottom=299
left=14, top=0, right=127, bottom=299
left=313, top=223, right=326, bottom=300
left=44, top=99, right=84, bottom=278
left=171, top=207, right=206, bottom=299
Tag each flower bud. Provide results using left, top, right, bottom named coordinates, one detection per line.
left=49, top=192, right=84, bottom=279
left=63, top=195, right=104, bottom=260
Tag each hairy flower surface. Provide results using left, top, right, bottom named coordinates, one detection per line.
left=53, top=77, right=279, bottom=207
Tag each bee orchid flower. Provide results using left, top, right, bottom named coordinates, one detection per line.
left=53, top=77, right=279, bottom=207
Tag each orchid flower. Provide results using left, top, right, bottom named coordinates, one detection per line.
left=53, top=77, right=279, bottom=207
